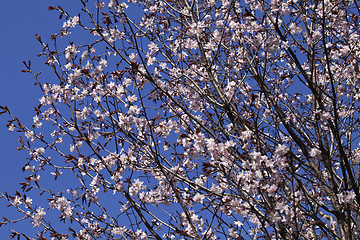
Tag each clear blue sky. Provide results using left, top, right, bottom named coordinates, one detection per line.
left=0, top=1, right=71, bottom=237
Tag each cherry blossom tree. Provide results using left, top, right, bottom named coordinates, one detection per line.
left=1, top=0, right=360, bottom=239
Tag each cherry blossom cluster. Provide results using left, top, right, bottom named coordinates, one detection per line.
left=1, top=0, right=360, bottom=239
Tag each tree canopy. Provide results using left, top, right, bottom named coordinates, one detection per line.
left=1, top=0, right=360, bottom=239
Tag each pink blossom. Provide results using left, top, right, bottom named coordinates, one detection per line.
left=310, top=148, right=322, bottom=160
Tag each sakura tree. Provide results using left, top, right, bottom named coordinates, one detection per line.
left=1, top=0, right=360, bottom=239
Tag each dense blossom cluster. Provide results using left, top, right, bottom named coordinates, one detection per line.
left=1, top=0, right=360, bottom=239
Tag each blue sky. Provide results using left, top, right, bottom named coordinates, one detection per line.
left=0, top=1, right=68, bottom=237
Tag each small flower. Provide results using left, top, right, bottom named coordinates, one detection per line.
left=99, top=59, right=107, bottom=67
left=338, top=191, right=356, bottom=204
left=81, top=51, right=89, bottom=59
left=32, top=207, right=46, bottom=227
left=148, top=42, right=159, bottom=54
left=25, top=197, right=33, bottom=207
left=112, top=226, right=126, bottom=235
left=275, top=144, right=289, bottom=156
left=33, top=115, right=42, bottom=128
left=193, top=193, right=204, bottom=204
left=8, top=124, right=15, bottom=132
left=36, top=147, right=45, bottom=154
left=13, top=196, right=22, bottom=206
left=310, top=148, right=322, bottom=160
left=25, top=131, right=34, bottom=139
